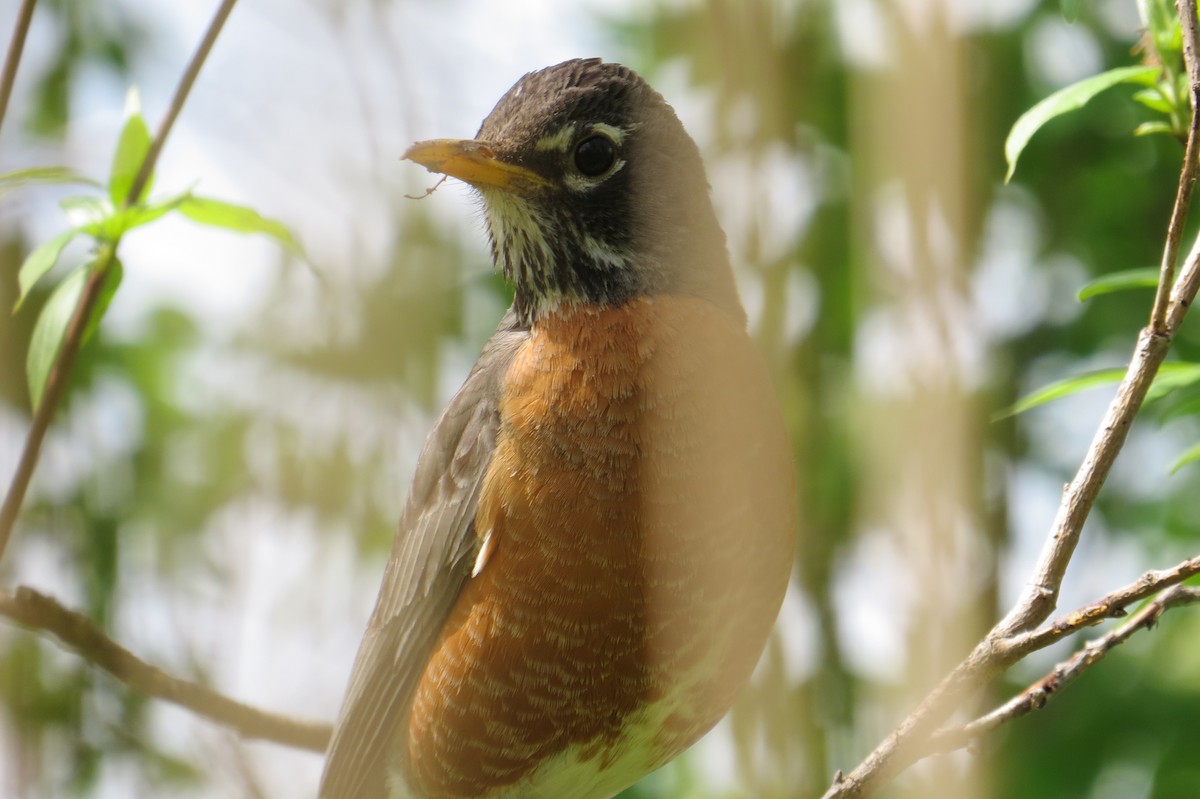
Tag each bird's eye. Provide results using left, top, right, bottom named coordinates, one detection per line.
left=573, top=135, right=617, bottom=177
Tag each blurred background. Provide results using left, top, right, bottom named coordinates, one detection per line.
left=2, top=0, right=1200, bottom=797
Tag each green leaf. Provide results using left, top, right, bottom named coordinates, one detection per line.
left=994, top=369, right=1126, bottom=420
left=997, top=362, right=1200, bottom=420
left=1135, top=120, right=1178, bottom=138
left=1169, top=440, right=1200, bottom=474
left=109, top=87, right=153, bottom=206
left=25, top=258, right=122, bottom=411
left=15, top=229, right=80, bottom=310
left=1078, top=267, right=1159, bottom=301
left=101, top=190, right=191, bottom=239
left=1005, top=65, right=1160, bottom=182
left=1132, top=87, right=1173, bottom=114
left=178, top=195, right=304, bottom=256
left=0, top=166, right=100, bottom=195
left=26, top=266, right=87, bottom=411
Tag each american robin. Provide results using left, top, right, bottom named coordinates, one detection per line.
left=319, top=58, right=796, bottom=799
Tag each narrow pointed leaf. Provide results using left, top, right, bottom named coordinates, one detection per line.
left=109, top=88, right=153, bottom=205
left=178, top=195, right=304, bottom=256
left=27, top=267, right=87, bottom=411
left=1135, top=120, right=1178, bottom=137
left=996, top=362, right=1200, bottom=420
left=16, top=229, right=80, bottom=310
left=1132, top=88, right=1173, bottom=114
left=103, top=190, right=192, bottom=239
left=25, top=259, right=123, bottom=411
left=1078, top=267, right=1159, bottom=301
left=1005, top=65, right=1159, bottom=182
left=0, top=166, right=101, bottom=195
left=994, top=369, right=1126, bottom=420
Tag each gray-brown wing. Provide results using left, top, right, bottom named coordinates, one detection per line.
left=318, top=312, right=528, bottom=799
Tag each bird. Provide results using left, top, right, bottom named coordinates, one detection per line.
left=318, top=57, right=797, bottom=799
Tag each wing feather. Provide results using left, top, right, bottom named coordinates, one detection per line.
left=318, top=312, right=528, bottom=799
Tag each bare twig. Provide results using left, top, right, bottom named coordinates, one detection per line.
left=821, top=6, right=1200, bottom=797
left=818, top=650, right=997, bottom=799
left=819, top=559, right=1200, bottom=799
left=0, top=0, right=239, bottom=563
left=999, top=554, right=1200, bottom=659
left=929, top=586, right=1200, bottom=754
left=1168, top=176, right=1200, bottom=331
left=820, top=318, right=1183, bottom=799
left=0, top=0, right=37, bottom=143
left=0, top=586, right=331, bottom=751
left=126, top=0, right=237, bottom=206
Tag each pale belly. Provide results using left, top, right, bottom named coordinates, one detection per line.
left=422, top=707, right=673, bottom=799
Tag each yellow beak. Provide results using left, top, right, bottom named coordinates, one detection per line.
left=403, top=139, right=550, bottom=195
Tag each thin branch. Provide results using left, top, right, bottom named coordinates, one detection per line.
left=0, top=0, right=239, bottom=564
left=0, top=0, right=37, bottom=144
left=1167, top=0, right=1200, bottom=332
left=0, top=586, right=331, bottom=752
left=126, top=0, right=237, bottom=207
left=818, top=649, right=997, bottom=799
left=1150, top=0, right=1200, bottom=332
left=928, top=586, right=1200, bottom=755
left=821, top=6, right=1200, bottom=797
left=994, top=328, right=1171, bottom=638
left=999, top=553, right=1200, bottom=660
left=1169, top=176, right=1200, bottom=332
left=820, top=330, right=1180, bottom=799
left=819, top=559, right=1200, bottom=799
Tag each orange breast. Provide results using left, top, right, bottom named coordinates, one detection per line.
left=403, top=296, right=796, bottom=798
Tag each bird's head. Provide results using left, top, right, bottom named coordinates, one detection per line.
left=404, top=58, right=742, bottom=325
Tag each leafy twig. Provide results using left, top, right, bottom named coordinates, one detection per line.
left=0, top=0, right=239, bottom=563
left=1153, top=0, right=1200, bottom=332
left=819, top=222, right=1193, bottom=799
left=0, top=586, right=331, bottom=751
left=821, top=4, right=1200, bottom=797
